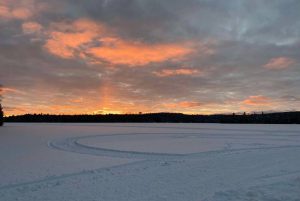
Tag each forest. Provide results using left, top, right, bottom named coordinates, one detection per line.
left=4, top=112, right=300, bottom=124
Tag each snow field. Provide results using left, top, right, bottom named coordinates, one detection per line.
left=0, top=123, right=300, bottom=201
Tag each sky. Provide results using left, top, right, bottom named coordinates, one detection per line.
left=0, top=0, right=300, bottom=116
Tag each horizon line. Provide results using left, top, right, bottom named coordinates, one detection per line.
left=4, top=110, right=300, bottom=118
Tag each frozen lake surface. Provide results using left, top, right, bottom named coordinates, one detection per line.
left=1, top=123, right=300, bottom=201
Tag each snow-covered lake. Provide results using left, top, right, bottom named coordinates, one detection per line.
left=1, top=123, right=300, bottom=201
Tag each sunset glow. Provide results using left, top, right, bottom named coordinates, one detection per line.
left=1, top=0, right=300, bottom=116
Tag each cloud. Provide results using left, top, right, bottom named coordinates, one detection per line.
left=0, top=0, right=47, bottom=21
left=0, top=1, right=33, bottom=20
left=280, top=95, right=300, bottom=102
left=264, top=57, right=296, bottom=70
left=22, top=21, right=42, bottom=34
left=1, top=0, right=300, bottom=115
left=70, top=97, right=84, bottom=103
left=154, top=68, right=202, bottom=77
left=0, top=5, right=11, bottom=18
left=45, top=31, right=96, bottom=58
left=44, top=19, right=103, bottom=59
left=43, top=18, right=194, bottom=66
left=0, top=87, right=24, bottom=95
left=0, top=5, right=32, bottom=20
left=87, top=39, right=193, bottom=66
left=11, top=7, right=32, bottom=19
left=164, top=101, right=203, bottom=109
left=242, top=95, right=272, bottom=106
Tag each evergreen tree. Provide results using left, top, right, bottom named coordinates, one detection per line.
left=0, top=103, right=3, bottom=126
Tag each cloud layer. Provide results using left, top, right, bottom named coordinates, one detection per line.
left=1, top=0, right=300, bottom=115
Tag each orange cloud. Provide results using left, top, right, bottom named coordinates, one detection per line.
left=22, top=21, right=42, bottom=34
left=43, top=18, right=195, bottom=66
left=70, top=98, right=84, bottom=103
left=44, top=19, right=104, bottom=59
left=154, top=68, right=202, bottom=77
left=164, top=101, right=202, bottom=109
left=11, top=7, right=31, bottom=19
left=0, top=0, right=49, bottom=21
left=0, top=5, right=10, bottom=18
left=87, top=39, right=193, bottom=66
left=0, top=5, right=31, bottom=20
left=242, top=95, right=272, bottom=106
left=45, top=32, right=97, bottom=58
left=0, top=87, right=23, bottom=95
left=264, top=57, right=295, bottom=69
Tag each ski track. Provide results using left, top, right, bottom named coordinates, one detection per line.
left=48, top=132, right=300, bottom=160
left=0, top=160, right=148, bottom=191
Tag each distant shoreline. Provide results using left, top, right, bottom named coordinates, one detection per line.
left=4, top=112, right=300, bottom=124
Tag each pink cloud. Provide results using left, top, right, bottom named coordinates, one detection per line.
left=11, top=7, right=31, bottom=19
left=0, top=5, right=10, bottom=18
left=0, top=0, right=49, bottom=21
left=0, top=87, right=23, bottom=95
left=0, top=5, right=31, bottom=20
left=242, top=95, right=272, bottom=106
left=264, top=57, right=295, bottom=70
left=22, top=21, right=42, bottom=34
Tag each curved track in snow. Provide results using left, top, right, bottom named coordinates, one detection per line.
left=48, top=131, right=300, bottom=160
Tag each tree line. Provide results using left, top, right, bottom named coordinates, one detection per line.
left=0, top=104, right=3, bottom=126
left=4, top=112, right=300, bottom=124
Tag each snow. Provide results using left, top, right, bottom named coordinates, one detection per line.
left=0, top=123, right=300, bottom=201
